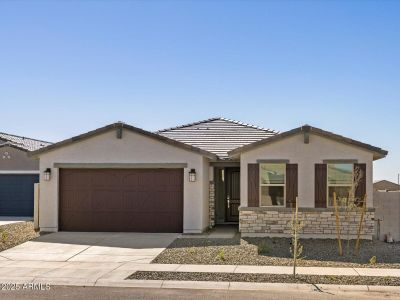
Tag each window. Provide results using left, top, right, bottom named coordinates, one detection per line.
left=327, top=163, right=353, bottom=207
left=260, top=163, right=285, bottom=206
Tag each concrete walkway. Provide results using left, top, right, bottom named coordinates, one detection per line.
left=180, top=225, right=238, bottom=239
left=0, top=261, right=399, bottom=295
left=0, top=261, right=399, bottom=287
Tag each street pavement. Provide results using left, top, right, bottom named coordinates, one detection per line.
left=1, top=286, right=399, bottom=300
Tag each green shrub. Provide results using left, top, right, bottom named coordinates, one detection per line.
left=369, top=256, right=377, bottom=265
left=384, top=276, right=392, bottom=285
left=327, top=275, right=339, bottom=283
left=217, top=249, right=225, bottom=261
left=0, top=230, right=7, bottom=243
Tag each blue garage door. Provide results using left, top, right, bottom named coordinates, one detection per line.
left=0, top=174, right=39, bottom=216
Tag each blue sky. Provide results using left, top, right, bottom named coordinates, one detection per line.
left=1, top=1, right=399, bottom=181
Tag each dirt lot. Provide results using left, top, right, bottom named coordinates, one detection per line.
left=0, top=221, right=40, bottom=252
left=153, top=237, right=400, bottom=268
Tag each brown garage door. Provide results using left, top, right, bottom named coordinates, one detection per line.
left=59, top=169, right=183, bottom=232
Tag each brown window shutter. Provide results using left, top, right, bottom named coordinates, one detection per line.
left=248, top=164, right=259, bottom=207
left=354, top=163, right=366, bottom=207
left=286, top=164, right=298, bottom=208
left=315, top=164, right=327, bottom=208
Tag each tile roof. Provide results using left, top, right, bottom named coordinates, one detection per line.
left=0, top=132, right=51, bottom=152
left=30, top=122, right=217, bottom=159
left=156, top=117, right=278, bottom=159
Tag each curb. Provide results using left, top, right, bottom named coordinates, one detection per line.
left=9, top=277, right=400, bottom=294
left=93, top=279, right=400, bottom=294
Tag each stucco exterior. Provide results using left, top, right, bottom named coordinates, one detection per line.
left=0, top=146, right=39, bottom=172
left=240, top=132, right=374, bottom=208
left=374, top=191, right=400, bottom=241
left=38, top=128, right=209, bottom=233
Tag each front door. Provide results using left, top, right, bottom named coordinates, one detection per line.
left=225, top=167, right=240, bottom=222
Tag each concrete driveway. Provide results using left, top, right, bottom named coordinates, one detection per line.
left=0, top=232, right=179, bottom=285
left=0, top=232, right=179, bottom=263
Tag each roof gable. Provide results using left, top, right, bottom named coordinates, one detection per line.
left=228, top=125, right=388, bottom=160
left=30, top=122, right=217, bottom=159
left=157, top=117, right=278, bottom=159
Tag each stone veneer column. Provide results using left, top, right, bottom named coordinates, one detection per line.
left=209, top=181, right=215, bottom=228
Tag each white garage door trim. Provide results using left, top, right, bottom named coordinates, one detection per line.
left=0, top=170, right=40, bottom=174
left=53, top=163, right=188, bottom=169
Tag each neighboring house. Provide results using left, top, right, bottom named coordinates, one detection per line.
left=0, top=132, right=51, bottom=216
left=374, top=180, right=400, bottom=191
left=31, top=117, right=388, bottom=239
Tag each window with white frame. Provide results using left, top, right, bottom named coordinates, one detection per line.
left=327, top=163, right=353, bottom=207
left=260, top=163, right=285, bottom=206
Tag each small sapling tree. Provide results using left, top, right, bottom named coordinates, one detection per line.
left=288, top=197, right=304, bottom=278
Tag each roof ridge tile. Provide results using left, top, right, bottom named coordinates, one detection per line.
left=156, top=117, right=279, bottom=134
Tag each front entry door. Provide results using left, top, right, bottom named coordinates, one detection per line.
left=225, top=167, right=240, bottom=222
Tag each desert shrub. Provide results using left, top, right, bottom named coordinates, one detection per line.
left=0, top=230, right=7, bottom=243
left=217, top=249, right=225, bottom=261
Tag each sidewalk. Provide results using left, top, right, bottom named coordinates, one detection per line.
left=0, top=260, right=399, bottom=294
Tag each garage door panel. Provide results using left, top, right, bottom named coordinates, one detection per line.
left=62, top=171, right=92, bottom=187
left=61, top=212, right=94, bottom=232
left=0, top=175, right=37, bottom=216
left=59, top=169, right=183, bottom=232
left=91, top=190, right=124, bottom=211
left=123, top=173, right=139, bottom=187
left=137, top=172, right=155, bottom=188
left=61, top=190, right=92, bottom=210
left=91, top=171, right=122, bottom=187
left=124, top=191, right=152, bottom=211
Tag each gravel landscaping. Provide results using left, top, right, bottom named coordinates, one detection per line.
left=153, top=237, right=400, bottom=268
left=0, top=221, right=41, bottom=252
left=129, top=271, right=400, bottom=286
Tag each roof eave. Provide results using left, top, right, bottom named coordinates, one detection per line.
left=29, top=123, right=218, bottom=160
left=227, top=126, right=388, bottom=159
left=227, top=127, right=302, bottom=156
left=0, top=142, right=29, bottom=152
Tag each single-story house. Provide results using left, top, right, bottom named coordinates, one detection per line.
left=31, top=117, right=388, bottom=239
left=374, top=180, right=400, bottom=192
left=0, top=132, right=51, bottom=216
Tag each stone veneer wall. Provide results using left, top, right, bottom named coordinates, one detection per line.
left=239, top=207, right=375, bottom=239
left=209, top=181, right=215, bottom=228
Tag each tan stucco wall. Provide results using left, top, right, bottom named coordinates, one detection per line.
left=38, top=129, right=209, bottom=233
left=374, top=191, right=400, bottom=241
left=0, top=146, right=39, bottom=171
left=240, top=133, right=374, bottom=208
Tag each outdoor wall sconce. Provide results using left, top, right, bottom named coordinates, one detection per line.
left=189, top=169, right=196, bottom=182
left=43, top=168, right=51, bottom=181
